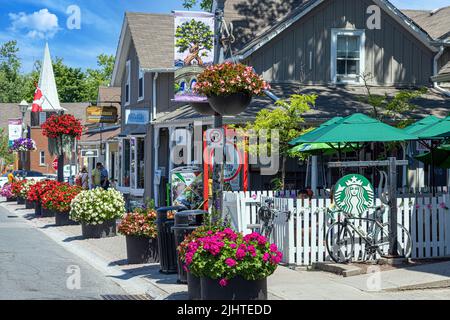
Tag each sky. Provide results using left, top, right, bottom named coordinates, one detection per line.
left=0, top=0, right=449, bottom=73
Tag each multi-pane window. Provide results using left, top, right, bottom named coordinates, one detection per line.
left=331, top=30, right=365, bottom=84
left=138, top=67, right=144, bottom=100
left=39, top=151, right=45, bottom=166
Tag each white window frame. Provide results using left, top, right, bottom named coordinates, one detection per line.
left=39, top=112, right=46, bottom=125
left=138, top=65, right=144, bottom=101
left=331, top=29, right=365, bottom=84
left=39, top=151, right=45, bottom=166
left=125, top=60, right=131, bottom=106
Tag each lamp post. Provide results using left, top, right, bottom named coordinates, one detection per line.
left=18, top=100, right=29, bottom=171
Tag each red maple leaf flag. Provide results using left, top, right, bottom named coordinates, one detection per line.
left=32, top=84, right=44, bottom=113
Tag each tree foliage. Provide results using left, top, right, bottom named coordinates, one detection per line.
left=182, top=0, right=213, bottom=11
left=0, top=128, right=14, bottom=167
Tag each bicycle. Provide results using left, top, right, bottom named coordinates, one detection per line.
left=247, top=198, right=290, bottom=239
left=325, top=205, right=412, bottom=263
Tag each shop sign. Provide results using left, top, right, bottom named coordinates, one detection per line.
left=125, top=109, right=149, bottom=125
left=334, top=174, right=374, bottom=215
left=86, top=106, right=118, bottom=124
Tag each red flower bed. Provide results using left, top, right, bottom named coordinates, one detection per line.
left=41, top=114, right=83, bottom=139
left=27, top=180, right=60, bottom=202
left=41, top=183, right=82, bottom=212
left=11, top=180, right=27, bottom=198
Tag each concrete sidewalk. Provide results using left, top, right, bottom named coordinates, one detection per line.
left=3, top=199, right=450, bottom=300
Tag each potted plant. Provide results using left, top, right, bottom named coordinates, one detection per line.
left=27, top=180, right=60, bottom=217
left=118, top=200, right=159, bottom=264
left=70, top=188, right=125, bottom=239
left=173, top=91, right=216, bottom=115
left=41, top=183, right=81, bottom=226
left=11, top=179, right=27, bottom=205
left=9, top=138, right=37, bottom=152
left=194, top=62, right=270, bottom=116
left=183, top=229, right=282, bottom=300
left=0, top=183, right=16, bottom=202
left=41, top=114, right=82, bottom=158
left=20, top=180, right=36, bottom=209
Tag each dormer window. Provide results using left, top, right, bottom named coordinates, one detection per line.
left=331, top=29, right=365, bottom=84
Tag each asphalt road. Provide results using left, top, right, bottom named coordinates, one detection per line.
left=0, top=204, right=127, bottom=300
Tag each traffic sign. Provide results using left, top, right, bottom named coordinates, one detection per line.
left=52, top=157, right=58, bottom=171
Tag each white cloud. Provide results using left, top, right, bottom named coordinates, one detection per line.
left=9, top=9, right=60, bottom=39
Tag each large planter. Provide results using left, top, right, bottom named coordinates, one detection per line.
left=55, top=211, right=78, bottom=226
left=17, top=197, right=26, bottom=205
left=81, top=220, right=116, bottom=239
left=125, top=235, right=159, bottom=264
left=207, top=92, right=252, bottom=116
left=189, top=101, right=217, bottom=115
left=200, top=276, right=267, bottom=301
left=187, top=272, right=201, bottom=300
left=34, top=202, right=42, bottom=217
left=25, top=199, right=35, bottom=209
left=6, top=197, right=17, bottom=202
left=41, top=208, right=55, bottom=218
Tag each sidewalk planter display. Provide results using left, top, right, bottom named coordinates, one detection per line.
left=194, top=62, right=269, bottom=116
left=6, top=197, right=17, bottom=202
left=27, top=180, right=60, bottom=218
left=41, top=208, right=55, bottom=217
left=125, top=236, right=159, bottom=264
left=25, top=199, right=35, bottom=209
left=55, top=211, right=78, bottom=226
left=181, top=227, right=282, bottom=301
left=70, top=188, right=125, bottom=239
left=200, top=276, right=267, bottom=300
left=81, top=220, right=117, bottom=239
left=41, top=183, right=81, bottom=225
left=11, top=180, right=27, bottom=203
left=17, top=197, right=25, bottom=205
left=34, top=202, right=42, bottom=217
left=1, top=184, right=15, bottom=202
left=118, top=201, right=160, bottom=264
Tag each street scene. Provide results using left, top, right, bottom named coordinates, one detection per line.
left=0, top=0, right=450, bottom=304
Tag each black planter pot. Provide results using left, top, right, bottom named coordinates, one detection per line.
left=187, top=272, right=201, bottom=300
left=200, top=277, right=267, bottom=300
left=34, top=202, right=42, bottom=217
left=6, top=197, right=17, bottom=202
left=125, top=235, right=159, bottom=264
left=41, top=208, right=55, bottom=217
left=17, top=197, right=25, bottom=205
left=81, top=220, right=116, bottom=239
left=55, top=211, right=78, bottom=226
left=189, top=101, right=216, bottom=115
left=25, top=200, right=35, bottom=209
left=207, top=92, right=252, bottom=116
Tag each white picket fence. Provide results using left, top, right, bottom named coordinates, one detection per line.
left=223, top=191, right=450, bottom=266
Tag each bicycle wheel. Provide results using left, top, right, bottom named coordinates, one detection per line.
left=374, top=223, right=412, bottom=258
left=326, top=222, right=355, bottom=263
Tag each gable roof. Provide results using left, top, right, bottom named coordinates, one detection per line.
left=224, top=0, right=440, bottom=60
left=111, top=12, right=175, bottom=86
left=402, top=7, right=450, bottom=40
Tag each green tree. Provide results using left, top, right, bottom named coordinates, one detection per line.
left=85, top=54, right=115, bottom=102
left=242, top=94, right=317, bottom=189
left=182, top=0, right=213, bottom=12
left=175, top=19, right=214, bottom=66
left=52, top=58, right=89, bottom=102
left=0, top=41, right=28, bottom=103
left=0, top=128, right=14, bottom=167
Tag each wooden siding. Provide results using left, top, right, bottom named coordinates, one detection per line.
left=246, top=0, right=435, bottom=86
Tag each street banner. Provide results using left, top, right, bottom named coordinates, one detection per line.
left=8, top=119, right=22, bottom=147
left=171, top=167, right=203, bottom=209
left=174, top=11, right=215, bottom=68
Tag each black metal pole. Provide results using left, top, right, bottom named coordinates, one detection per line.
left=388, top=157, right=399, bottom=257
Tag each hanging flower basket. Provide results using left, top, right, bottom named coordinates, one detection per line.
left=9, top=138, right=37, bottom=152
left=41, top=114, right=83, bottom=156
left=194, top=62, right=270, bottom=116
left=173, top=92, right=216, bottom=115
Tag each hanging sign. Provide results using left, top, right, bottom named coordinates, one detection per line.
left=174, top=11, right=215, bottom=68
left=334, top=174, right=374, bottom=215
left=86, top=106, right=118, bottom=124
left=8, top=119, right=22, bottom=147
left=171, top=167, right=203, bottom=209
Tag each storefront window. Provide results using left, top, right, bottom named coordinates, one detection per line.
left=137, top=137, right=145, bottom=189
left=123, top=139, right=130, bottom=187
left=130, top=137, right=136, bottom=189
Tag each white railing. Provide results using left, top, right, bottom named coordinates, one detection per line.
left=223, top=191, right=450, bottom=266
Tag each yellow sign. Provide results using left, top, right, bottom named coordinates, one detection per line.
left=86, top=106, right=118, bottom=124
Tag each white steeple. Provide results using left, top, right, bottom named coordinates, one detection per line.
left=38, top=42, right=64, bottom=111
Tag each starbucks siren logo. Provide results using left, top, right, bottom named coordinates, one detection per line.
left=334, top=174, right=374, bottom=215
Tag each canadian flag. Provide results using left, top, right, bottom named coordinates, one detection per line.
left=32, top=84, right=44, bottom=113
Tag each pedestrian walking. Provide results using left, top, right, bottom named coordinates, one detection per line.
left=76, top=167, right=89, bottom=190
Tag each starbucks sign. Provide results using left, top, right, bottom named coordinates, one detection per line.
left=334, top=174, right=374, bottom=215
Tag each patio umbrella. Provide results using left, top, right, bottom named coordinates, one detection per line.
left=292, top=113, right=417, bottom=144
left=289, top=117, right=343, bottom=146
left=289, top=142, right=356, bottom=156
left=415, top=144, right=450, bottom=169
left=403, top=115, right=441, bottom=134
left=415, top=117, right=450, bottom=139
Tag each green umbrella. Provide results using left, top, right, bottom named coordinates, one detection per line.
left=289, top=142, right=356, bottom=156
left=415, top=144, right=450, bottom=169
left=415, top=117, right=450, bottom=139
left=403, top=115, right=441, bottom=134
left=291, top=113, right=417, bottom=144
left=289, top=117, right=343, bottom=146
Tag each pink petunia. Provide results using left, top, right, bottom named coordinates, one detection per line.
left=219, top=278, right=228, bottom=287
left=225, top=258, right=237, bottom=267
